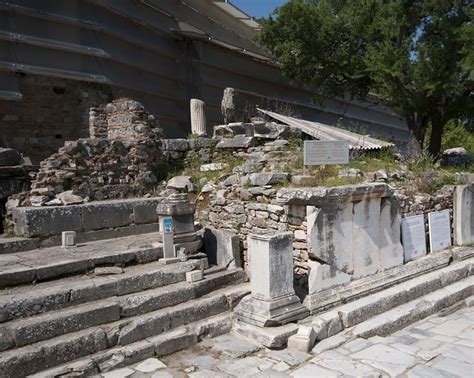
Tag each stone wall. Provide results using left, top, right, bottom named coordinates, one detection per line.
left=0, top=74, right=112, bottom=164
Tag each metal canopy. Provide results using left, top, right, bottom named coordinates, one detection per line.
left=258, top=108, right=394, bottom=151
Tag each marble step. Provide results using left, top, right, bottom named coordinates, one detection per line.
left=0, top=268, right=245, bottom=351
left=0, top=233, right=165, bottom=289
left=0, top=258, right=208, bottom=323
left=350, top=276, right=474, bottom=338
left=30, top=312, right=237, bottom=378
left=0, top=284, right=250, bottom=377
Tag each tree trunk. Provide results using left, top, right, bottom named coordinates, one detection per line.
left=405, top=112, right=429, bottom=152
left=428, top=110, right=445, bottom=159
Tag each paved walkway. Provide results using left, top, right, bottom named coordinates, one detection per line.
left=108, top=305, right=474, bottom=377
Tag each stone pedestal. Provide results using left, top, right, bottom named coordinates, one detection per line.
left=234, top=233, right=309, bottom=327
left=190, top=99, right=207, bottom=136
left=156, top=193, right=201, bottom=255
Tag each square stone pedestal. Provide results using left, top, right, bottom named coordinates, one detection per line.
left=234, top=233, right=309, bottom=327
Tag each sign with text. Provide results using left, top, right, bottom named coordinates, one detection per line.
left=401, top=214, right=427, bottom=262
left=304, top=140, right=349, bottom=166
left=428, top=209, right=452, bottom=253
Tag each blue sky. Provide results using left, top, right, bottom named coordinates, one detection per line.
left=231, top=0, right=287, bottom=18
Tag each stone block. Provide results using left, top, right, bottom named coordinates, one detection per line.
left=216, top=135, right=256, bottom=149
left=133, top=198, right=161, bottom=224
left=379, top=196, right=404, bottom=270
left=203, top=228, right=241, bottom=269
left=287, top=326, right=317, bottom=352
left=61, top=231, right=77, bottom=248
left=12, top=206, right=82, bottom=238
left=307, top=260, right=351, bottom=294
left=308, top=202, right=353, bottom=274
left=161, top=139, right=189, bottom=151
left=235, top=233, right=309, bottom=326
left=81, top=201, right=134, bottom=231
left=453, top=184, right=473, bottom=246
left=186, top=270, right=203, bottom=283
left=352, top=198, right=382, bottom=278
left=232, top=320, right=298, bottom=349
left=249, top=172, right=289, bottom=186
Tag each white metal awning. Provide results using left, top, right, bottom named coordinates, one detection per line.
left=258, top=108, right=394, bottom=150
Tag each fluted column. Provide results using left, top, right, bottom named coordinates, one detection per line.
left=190, top=99, right=207, bottom=136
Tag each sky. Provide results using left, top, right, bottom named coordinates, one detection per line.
left=231, top=0, right=287, bottom=18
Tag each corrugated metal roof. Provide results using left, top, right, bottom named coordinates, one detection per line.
left=258, top=108, right=394, bottom=150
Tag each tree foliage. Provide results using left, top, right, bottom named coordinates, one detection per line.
left=257, top=0, right=473, bottom=156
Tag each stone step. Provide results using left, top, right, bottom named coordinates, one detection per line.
left=30, top=312, right=236, bottom=378
left=0, top=233, right=164, bottom=289
left=0, top=284, right=250, bottom=377
left=350, top=275, right=474, bottom=338
left=0, top=258, right=208, bottom=323
left=0, top=269, right=245, bottom=351
left=234, top=258, right=473, bottom=349
left=119, top=268, right=246, bottom=317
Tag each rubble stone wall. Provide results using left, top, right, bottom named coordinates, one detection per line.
left=0, top=74, right=112, bottom=164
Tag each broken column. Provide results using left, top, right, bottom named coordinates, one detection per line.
left=234, top=232, right=309, bottom=327
left=156, top=193, right=201, bottom=255
left=190, top=99, right=207, bottom=136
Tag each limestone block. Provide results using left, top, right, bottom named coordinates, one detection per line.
left=249, top=172, right=289, bottom=186
left=307, top=260, right=351, bottom=294
left=216, top=135, right=256, bottom=149
left=454, top=184, right=473, bottom=245
left=379, top=196, right=404, bottom=270
left=287, top=326, right=317, bottom=352
left=352, top=198, right=382, bottom=278
left=81, top=201, right=134, bottom=231
left=308, top=202, right=353, bottom=274
left=161, top=139, right=189, bottom=152
left=133, top=198, right=162, bottom=224
left=166, top=176, right=194, bottom=192
left=186, top=270, right=203, bottom=283
left=13, top=206, right=82, bottom=237
left=61, top=231, right=77, bottom=248
left=203, top=228, right=241, bottom=269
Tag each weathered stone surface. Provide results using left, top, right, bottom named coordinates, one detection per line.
left=203, top=228, right=241, bottom=269
left=82, top=201, right=134, bottom=231
left=453, top=184, right=473, bottom=246
left=235, top=233, right=308, bottom=327
left=307, top=260, right=351, bottom=294
left=166, top=176, right=194, bottom=192
left=249, top=172, right=289, bottom=186
left=216, top=135, right=256, bottom=149
left=200, top=163, right=227, bottom=172
left=13, top=205, right=82, bottom=237
left=233, top=320, right=299, bottom=349
left=379, top=196, right=404, bottom=270
left=287, top=326, right=317, bottom=352
left=58, top=190, right=84, bottom=205
left=95, top=267, right=124, bottom=276
left=0, top=147, right=21, bottom=166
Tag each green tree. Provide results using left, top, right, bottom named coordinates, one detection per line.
left=257, top=0, right=473, bottom=157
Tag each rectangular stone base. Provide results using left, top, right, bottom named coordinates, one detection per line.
left=159, top=257, right=180, bottom=265
left=234, top=294, right=309, bottom=327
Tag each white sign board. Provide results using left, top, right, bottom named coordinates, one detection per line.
left=428, top=209, right=452, bottom=253
left=401, top=214, right=427, bottom=262
left=304, top=140, right=349, bottom=166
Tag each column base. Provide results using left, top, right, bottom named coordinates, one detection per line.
left=234, top=294, right=309, bottom=327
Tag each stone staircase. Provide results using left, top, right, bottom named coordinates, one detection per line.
left=0, top=233, right=249, bottom=377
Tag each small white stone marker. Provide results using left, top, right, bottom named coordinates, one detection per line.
left=61, top=231, right=77, bottom=248
left=186, top=270, right=203, bottom=283
left=287, top=325, right=317, bottom=352
left=401, top=214, right=427, bottom=261
left=428, top=209, right=452, bottom=252
left=135, top=358, right=166, bottom=373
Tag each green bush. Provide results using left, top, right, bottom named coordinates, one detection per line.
left=425, top=120, right=474, bottom=153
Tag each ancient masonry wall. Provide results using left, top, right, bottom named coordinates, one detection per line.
left=0, top=74, right=112, bottom=164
